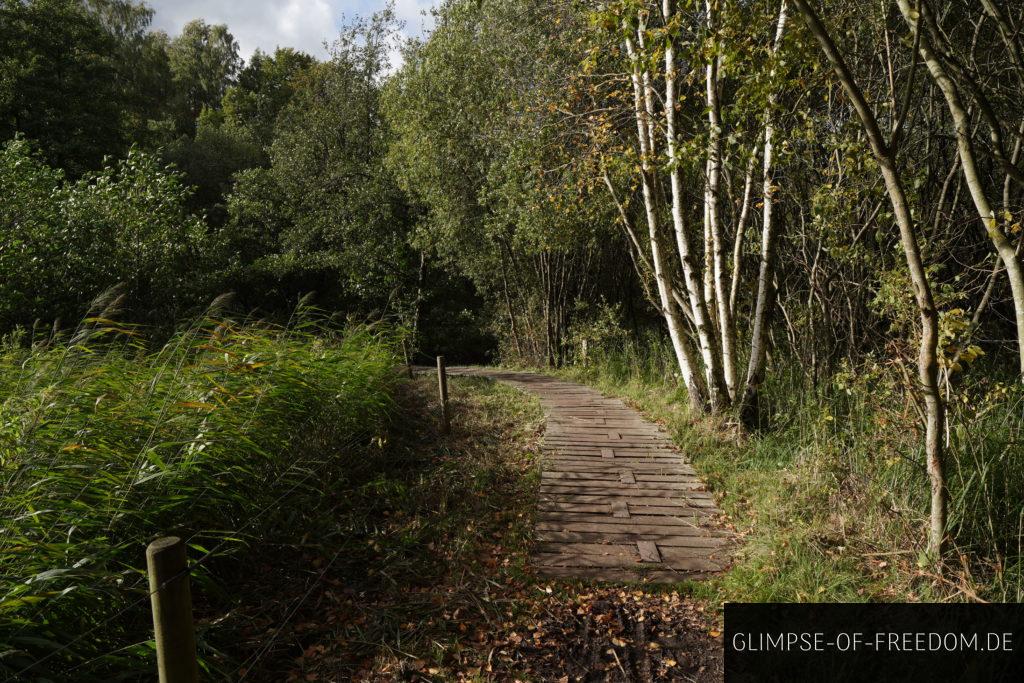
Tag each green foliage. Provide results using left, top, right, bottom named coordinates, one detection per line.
left=384, top=0, right=620, bottom=364
left=0, top=312, right=399, bottom=679
left=163, top=109, right=265, bottom=219
left=222, top=47, right=317, bottom=148
left=165, top=19, right=241, bottom=134
left=217, top=9, right=418, bottom=320
left=0, top=0, right=152, bottom=173
left=0, top=138, right=210, bottom=328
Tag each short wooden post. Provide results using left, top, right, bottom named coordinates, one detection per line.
left=147, top=537, right=199, bottom=683
left=401, top=339, right=414, bottom=379
left=436, top=355, right=450, bottom=434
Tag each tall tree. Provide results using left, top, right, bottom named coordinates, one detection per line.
left=166, top=19, right=241, bottom=133
left=793, top=0, right=947, bottom=559
left=0, top=0, right=125, bottom=173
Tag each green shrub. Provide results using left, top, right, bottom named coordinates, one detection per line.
left=0, top=138, right=211, bottom=330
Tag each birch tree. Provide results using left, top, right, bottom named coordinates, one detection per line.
left=895, top=0, right=1024, bottom=380
left=793, top=0, right=947, bottom=558
left=740, top=0, right=789, bottom=426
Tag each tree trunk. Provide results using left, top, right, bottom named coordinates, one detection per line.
left=662, top=0, right=729, bottom=411
left=624, top=19, right=706, bottom=411
left=730, top=153, right=758, bottom=315
left=794, top=0, right=946, bottom=559
left=741, top=0, right=789, bottom=428
left=703, top=2, right=738, bottom=398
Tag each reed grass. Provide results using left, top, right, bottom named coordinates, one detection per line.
left=0, top=302, right=400, bottom=680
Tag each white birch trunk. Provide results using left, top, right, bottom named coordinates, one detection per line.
left=704, top=27, right=738, bottom=398
left=662, top=0, right=730, bottom=411
left=741, top=1, right=789, bottom=425
left=624, top=22, right=706, bottom=410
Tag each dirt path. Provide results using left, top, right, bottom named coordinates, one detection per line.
left=449, top=368, right=732, bottom=584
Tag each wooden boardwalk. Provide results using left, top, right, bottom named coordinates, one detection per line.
left=449, top=368, right=731, bottom=583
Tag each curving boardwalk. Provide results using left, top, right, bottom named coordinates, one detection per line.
left=449, top=368, right=731, bottom=583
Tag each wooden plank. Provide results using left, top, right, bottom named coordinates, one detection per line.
left=536, top=520, right=720, bottom=536
left=537, top=530, right=730, bottom=547
left=541, top=471, right=617, bottom=481
left=538, top=512, right=714, bottom=528
left=538, top=501, right=619, bottom=514
left=619, top=471, right=636, bottom=485
left=540, top=481, right=709, bottom=493
left=600, top=447, right=614, bottom=459
left=624, top=504, right=712, bottom=517
left=637, top=541, right=662, bottom=563
left=611, top=501, right=630, bottom=518
left=545, top=462, right=687, bottom=474
left=538, top=492, right=716, bottom=509
left=533, top=552, right=648, bottom=569
left=537, top=542, right=642, bottom=555
left=548, top=425, right=664, bottom=435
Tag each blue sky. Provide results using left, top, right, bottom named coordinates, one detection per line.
left=147, top=0, right=437, bottom=61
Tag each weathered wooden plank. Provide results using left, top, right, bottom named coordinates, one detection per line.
left=541, top=471, right=618, bottom=482
left=536, top=520, right=721, bottom=536
left=637, top=541, right=662, bottom=563
left=537, top=530, right=730, bottom=547
left=536, top=542, right=642, bottom=556
left=548, top=424, right=664, bottom=434
left=538, top=512, right=714, bottom=528
left=611, top=501, right=630, bottom=518
left=545, top=462, right=688, bottom=474
left=538, top=501, right=619, bottom=514
left=538, top=492, right=716, bottom=509
left=540, top=481, right=710, bottom=493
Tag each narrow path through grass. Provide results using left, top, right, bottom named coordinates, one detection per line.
left=232, top=375, right=722, bottom=682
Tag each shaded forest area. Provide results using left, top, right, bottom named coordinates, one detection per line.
left=3, top=0, right=1024, bottom=678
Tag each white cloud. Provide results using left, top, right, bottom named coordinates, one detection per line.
left=147, top=0, right=437, bottom=63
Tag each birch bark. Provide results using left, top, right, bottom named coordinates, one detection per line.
left=794, top=0, right=946, bottom=558
left=741, top=0, right=789, bottom=425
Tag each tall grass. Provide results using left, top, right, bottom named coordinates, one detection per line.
left=560, top=335, right=1024, bottom=602
left=0, top=306, right=400, bottom=680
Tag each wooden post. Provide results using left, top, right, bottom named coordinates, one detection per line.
left=147, top=537, right=199, bottom=683
left=401, top=339, right=414, bottom=379
left=436, top=355, right=450, bottom=435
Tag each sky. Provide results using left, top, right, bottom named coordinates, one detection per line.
left=147, top=0, right=437, bottom=62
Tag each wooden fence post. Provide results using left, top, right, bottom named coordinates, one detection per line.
left=147, top=537, right=199, bottom=683
left=401, top=339, right=414, bottom=379
left=436, top=355, right=450, bottom=434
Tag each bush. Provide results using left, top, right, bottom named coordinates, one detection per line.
left=0, top=138, right=211, bottom=330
